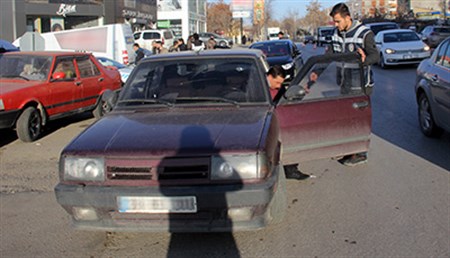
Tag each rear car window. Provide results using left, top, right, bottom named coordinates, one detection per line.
left=435, top=27, right=450, bottom=33
left=143, top=32, right=161, bottom=40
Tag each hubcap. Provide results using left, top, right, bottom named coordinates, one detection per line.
left=419, top=97, right=431, bottom=130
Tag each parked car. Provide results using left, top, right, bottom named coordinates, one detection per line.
left=133, top=29, right=175, bottom=51
left=54, top=49, right=371, bottom=232
left=415, top=36, right=450, bottom=137
left=317, top=26, right=334, bottom=46
left=198, top=32, right=233, bottom=48
left=375, top=29, right=431, bottom=68
left=365, top=22, right=399, bottom=35
left=249, top=39, right=303, bottom=81
left=303, top=35, right=316, bottom=44
left=96, top=56, right=134, bottom=83
left=0, top=51, right=122, bottom=142
left=0, top=39, right=20, bottom=53
left=419, top=25, right=450, bottom=48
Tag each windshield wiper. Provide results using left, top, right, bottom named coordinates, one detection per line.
left=117, top=98, right=173, bottom=107
left=174, top=97, right=240, bottom=106
left=2, top=75, right=30, bottom=81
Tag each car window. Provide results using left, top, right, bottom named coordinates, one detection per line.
left=384, top=32, right=419, bottom=42
left=119, top=58, right=266, bottom=105
left=143, top=32, right=160, bottom=40
left=163, top=31, right=173, bottom=39
left=251, top=42, right=290, bottom=57
left=53, top=57, right=76, bottom=79
left=76, top=56, right=100, bottom=78
left=0, top=54, right=52, bottom=81
left=435, top=27, right=450, bottom=33
left=435, top=40, right=450, bottom=67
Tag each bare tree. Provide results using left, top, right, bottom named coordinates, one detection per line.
left=301, top=0, right=330, bottom=34
left=206, top=0, right=233, bottom=35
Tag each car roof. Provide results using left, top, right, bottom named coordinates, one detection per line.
left=377, top=29, right=417, bottom=34
left=365, top=22, right=398, bottom=26
left=141, top=49, right=264, bottom=61
left=250, top=39, right=293, bottom=45
left=3, top=51, right=92, bottom=57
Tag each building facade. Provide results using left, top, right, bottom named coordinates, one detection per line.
left=156, top=0, right=206, bottom=42
left=0, top=0, right=157, bottom=42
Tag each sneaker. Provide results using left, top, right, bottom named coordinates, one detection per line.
left=284, top=165, right=310, bottom=180
left=339, top=153, right=367, bottom=167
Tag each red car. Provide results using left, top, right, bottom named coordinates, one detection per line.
left=0, top=51, right=121, bottom=142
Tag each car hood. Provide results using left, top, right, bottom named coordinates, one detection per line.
left=382, top=40, right=426, bottom=50
left=0, top=80, right=45, bottom=95
left=65, top=107, right=271, bottom=155
left=266, top=55, right=293, bottom=65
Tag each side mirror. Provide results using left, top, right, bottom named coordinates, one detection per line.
left=52, top=72, right=66, bottom=80
left=284, top=85, right=306, bottom=101
left=102, top=89, right=118, bottom=108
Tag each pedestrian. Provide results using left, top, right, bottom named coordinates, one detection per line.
left=177, top=38, right=188, bottom=51
left=207, top=36, right=216, bottom=49
left=266, top=65, right=286, bottom=100
left=241, top=34, right=247, bottom=45
left=152, top=40, right=168, bottom=54
left=191, top=33, right=205, bottom=51
left=278, top=31, right=285, bottom=39
left=328, top=2, right=379, bottom=166
left=133, top=43, right=145, bottom=64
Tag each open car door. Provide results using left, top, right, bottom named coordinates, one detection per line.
left=275, top=53, right=372, bottom=165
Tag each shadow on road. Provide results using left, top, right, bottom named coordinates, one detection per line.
left=0, top=112, right=94, bottom=148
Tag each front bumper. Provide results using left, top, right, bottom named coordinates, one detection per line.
left=384, top=51, right=430, bottom=65
left=0, top=109, right=20, bottom=129
left=54, top=165, right=285, bottom=232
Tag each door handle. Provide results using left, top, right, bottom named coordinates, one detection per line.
left=431, top=74, right=438, bottom=82
left=74, top=81, right=82, bottom=86
left=98, top=77, right=104, bottom=82
left=352, top=101, right=369, bottom=109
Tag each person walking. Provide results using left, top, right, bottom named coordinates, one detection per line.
left=328, top=2, right=379, bottom=166
left=133, top=43, right=145, bottom=64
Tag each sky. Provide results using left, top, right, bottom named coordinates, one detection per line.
left=211, top=0, right=340, bottom=19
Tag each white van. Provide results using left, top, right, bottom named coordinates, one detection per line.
left=133, top=29, right=175, bottom=51
left=14, top=24, right=135, bottom=65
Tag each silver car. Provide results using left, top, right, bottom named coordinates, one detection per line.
left=415, top=36, right=450, bottom=137
left=420, top=25, right=450, bottom=48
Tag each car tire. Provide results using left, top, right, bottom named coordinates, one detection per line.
left=379, top=54, right=387, bottom=69
left=16, top=106, right=42, bottom=142
left=93, top=96, right=111, bottom=119
left=418, top=93, right=443, bottom=137
left=219, top=40, right=227, bottom=47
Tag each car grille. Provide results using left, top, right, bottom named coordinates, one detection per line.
left=395, top=48, right=425, bottom=54
left=106, top=157, right=210, bottom=181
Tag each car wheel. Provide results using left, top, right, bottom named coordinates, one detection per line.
left=379, top=54, right=387, bottom=69
left=16, top=106, right=42, bottom=142
left=93, top=97, right=111, bottom=119
left=219, top=40, right=227, bottom=47
left=418, top=93, right=443, bottom=137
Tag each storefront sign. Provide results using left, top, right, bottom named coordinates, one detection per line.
left=56, top=4, right=77, bottom=17
left=122, top=9, right=154, bottom=20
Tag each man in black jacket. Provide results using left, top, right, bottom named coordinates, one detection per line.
left=133, top=43, right=145, bottom=64
left=328, top=2, right=379, bottom=166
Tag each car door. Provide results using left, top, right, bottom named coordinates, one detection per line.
left=275, top=53, right=372, bottom=164
left=48, top=56, right=82, bottom=116
left=429, top=39, right=450, bottom=129
left=74, top=55, right=103, bottom=109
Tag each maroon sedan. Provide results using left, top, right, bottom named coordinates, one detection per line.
left=55, top=50, right=371, bottom=232
left=0, top=51, right=121, bottom=142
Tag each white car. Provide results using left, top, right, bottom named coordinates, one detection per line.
left=96, top=56, right=134, bottom=83
left=375, top=29, right=431, bottom=69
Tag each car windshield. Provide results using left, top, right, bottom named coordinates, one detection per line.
left=0, top=54, right=52, bottom=81
left=320, top=29, right=334, bottom=36
left=384, top=32, right=420, bottom=42
left=118, top=57, right=267, bottom=106
left=251, top=42, right=290, bottom=57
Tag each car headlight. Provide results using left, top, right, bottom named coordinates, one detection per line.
left=281, top=62, right=294, bottom=70
left=211, top=154, right=269, bottom=180
left=385, top=48, right=395, bottom=54
left=0, top=99, right=4, bottom=111
left=423, top=45, right=430, bottom=51
left=63, top=156, right=105, bottom=181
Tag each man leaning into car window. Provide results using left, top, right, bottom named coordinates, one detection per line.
left=267, top=65, right=286, bottom=100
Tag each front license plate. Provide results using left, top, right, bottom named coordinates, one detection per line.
left=117, top=196, right=197, bottom=213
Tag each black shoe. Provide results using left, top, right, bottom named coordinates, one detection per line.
left=338, top=153, right=367, bottom=167
left=284, top=165, right=310, bottom=180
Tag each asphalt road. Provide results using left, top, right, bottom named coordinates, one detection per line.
left=1, top=44, right=449, bottom=257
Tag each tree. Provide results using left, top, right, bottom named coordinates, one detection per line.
left=301, top=0, right=329, bottom=34
left=206, top=0, right=233, bottom=35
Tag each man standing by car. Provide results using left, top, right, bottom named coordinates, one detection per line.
left=328, top=2, right=379, bottom=166
left=133, top=43, right=145, bottom=64
left=267, top=65, right=286, bottom=100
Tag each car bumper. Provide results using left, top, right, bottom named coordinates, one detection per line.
left=55, top=165, right=285, bottom=232
left=0, top=109, right=20, bottom=129
left=384, top=52, right=431, bottom=65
